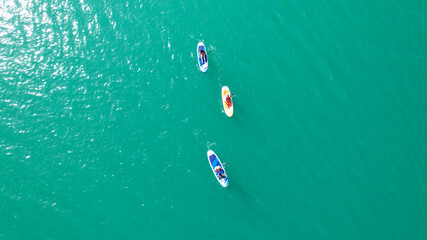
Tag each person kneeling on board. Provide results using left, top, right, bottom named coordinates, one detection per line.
left=200, top=50, right=207, bottom=64
left=215, top=166, right=226, bottom=179
left=226, top=95, right=232, bottom=107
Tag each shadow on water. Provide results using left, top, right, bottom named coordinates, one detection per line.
left=228, top=178, right=256, bottom=206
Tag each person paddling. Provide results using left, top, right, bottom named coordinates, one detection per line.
left=225, top=95, right=232, bottom=107
left=200, top=50, right=207, bottom=64
left=214, top=166, right=226, bottom=179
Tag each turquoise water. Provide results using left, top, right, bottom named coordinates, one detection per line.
left=1, top=0, right=426, bottom=239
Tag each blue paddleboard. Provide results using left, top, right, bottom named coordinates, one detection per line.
left=197, top=42, right=208, bottom=72
left=207, top=150, right=228, bottom=187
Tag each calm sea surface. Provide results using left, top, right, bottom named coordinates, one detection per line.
left=1, top=0, right=426, bottom=239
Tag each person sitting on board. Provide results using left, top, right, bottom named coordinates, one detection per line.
left=200, top=50, right=207, bottom=64
left=226, top=95, right=232, bottom=107
left=214, top=166, right=226, bottom=179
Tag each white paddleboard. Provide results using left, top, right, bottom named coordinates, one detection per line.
left=207, top=150, right=229, bottom=187
left=197, top=42, right=208, bottom=72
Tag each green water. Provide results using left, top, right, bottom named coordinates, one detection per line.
left=1, top=0, right=426, bottom=239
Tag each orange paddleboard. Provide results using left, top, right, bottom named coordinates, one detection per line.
left=222, top=86, right=233, bottom=117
